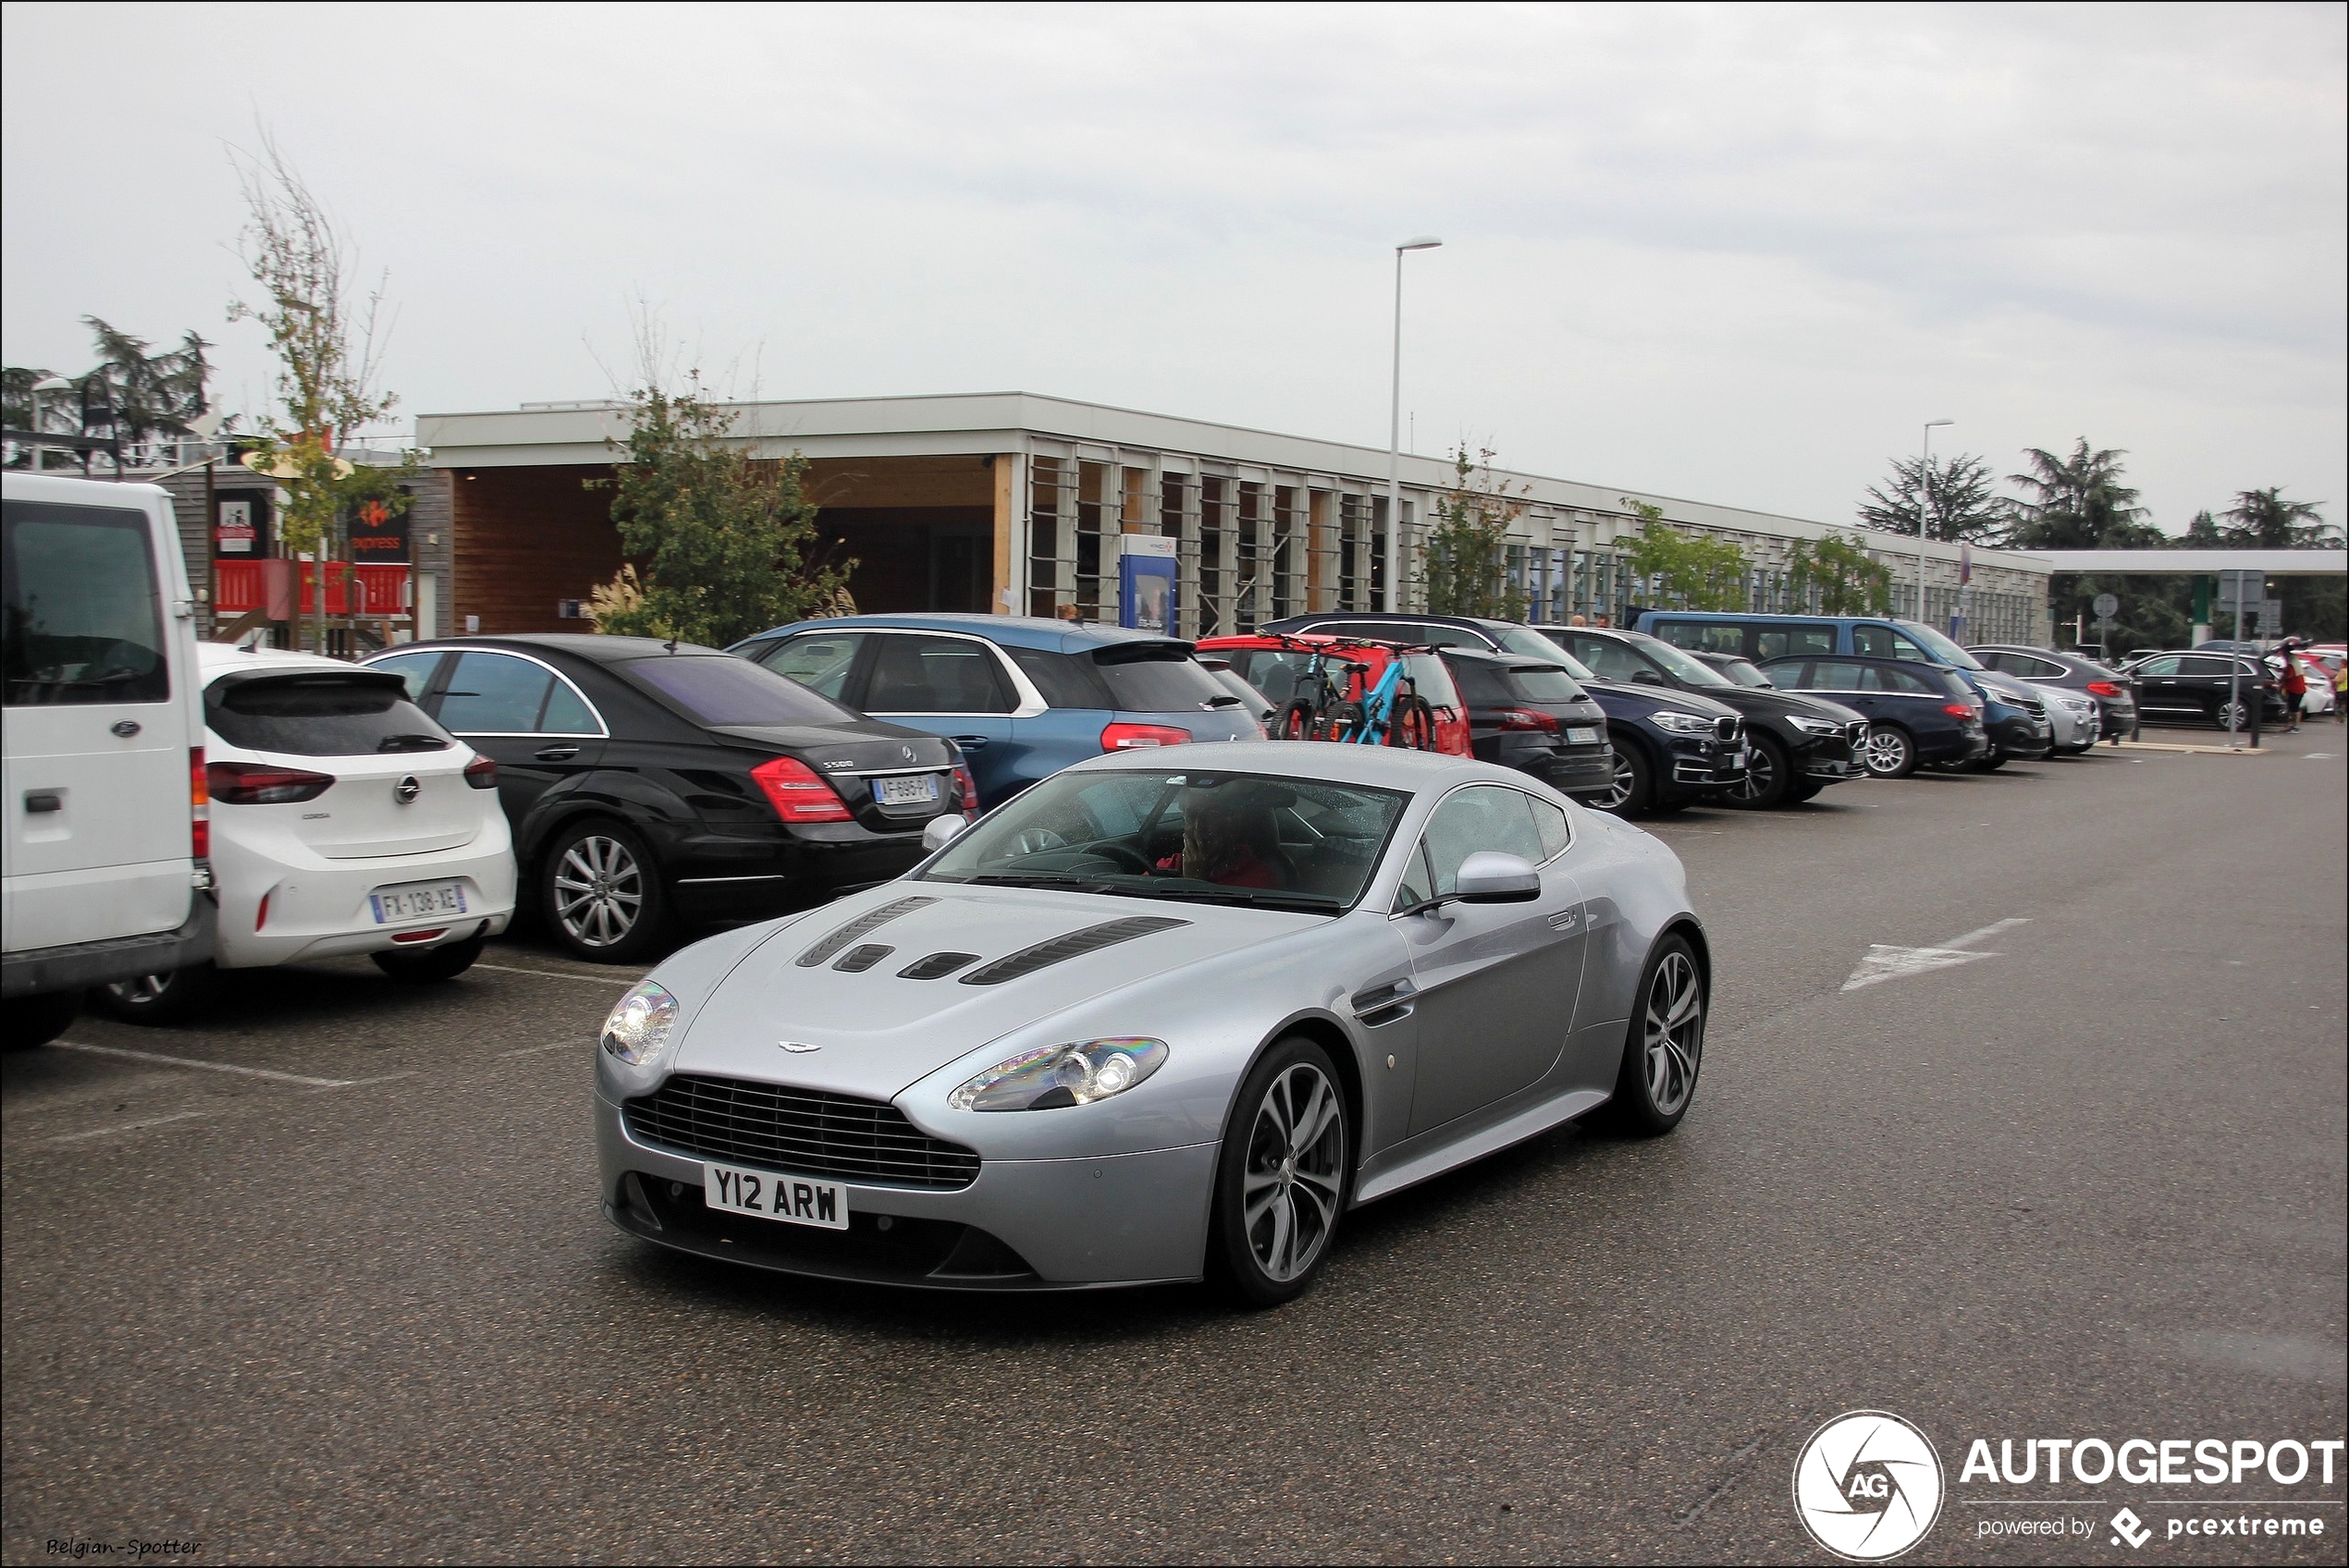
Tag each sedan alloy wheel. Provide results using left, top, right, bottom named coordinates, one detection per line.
left=1863, top=724, right=1914, bottom=778
left=546, top=821, right=670, bottom=962
left=1213, top=1035, right=1351, bottom=1306
left=1642, top=949, right=1703, bottom=1118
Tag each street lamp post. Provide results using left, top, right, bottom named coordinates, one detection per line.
left=1387, top=236, right=1442, bottom=612
left=1918, top=419, right=1953, bottom=627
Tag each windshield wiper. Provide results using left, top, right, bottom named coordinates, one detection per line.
left=1129, top=886, right=1344, bottom=913
left=962, top=872, right=1128, bottom=895
left=375, top=733, right=450, bottom=752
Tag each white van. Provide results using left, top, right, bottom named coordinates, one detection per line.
left=4, top=472, right=214, bottom=1044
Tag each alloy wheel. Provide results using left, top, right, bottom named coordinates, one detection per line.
left=2214, top=701, right=2247, bottom=731
left=1242, top=1061, right=1346, bottom=1283
left=553, top=834, right=645, bottom=949
left=1642, top=949, right=1703, bottom=1117
left=1864, top=726, right=1910, bottom=776
left=1728, top=741, right=1776, bottom=802
left=1591, top=748, right=1636, bottom=810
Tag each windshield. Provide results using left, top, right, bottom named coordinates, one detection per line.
left=1899, top=619, right=1985, bottom=669
left=1501, top=628, right=1600, bottom=680
left=1716, top=657, right=1770, bottom=688
left=621, top=655, right=854, bottom=726
left=919, top=768, right=1409, bottom=913
left=1627, top=632, right=1734, bottom=687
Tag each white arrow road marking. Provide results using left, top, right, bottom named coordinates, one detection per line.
left=1841, top=917, right=2030, bottom=991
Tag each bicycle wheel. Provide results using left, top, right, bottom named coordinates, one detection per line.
left=1388, top=694, right=1437, bottom=750
left=1279, top=700, right=1318, bottom=741
left=1325, top=702, right=1365, bottom=742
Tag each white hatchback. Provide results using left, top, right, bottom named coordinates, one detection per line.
left=94, top=644, right=517, bottom=1023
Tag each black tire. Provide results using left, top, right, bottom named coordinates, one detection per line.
left=1721, top=732, right=1790, bottom=809
left=1386, top=693, right=1437, bottom=751
left=11, top=991, right=80, bottom=1047
left=1323, top=702, right=1365, bottom=742
left=1601, top=934, right=1707, bottom=1135
left=1862, top=723, right=1918, bottom=779
left=91, top=963, right=220, bottom=1026
left=1208, top=1034, right=1353, bottom=1309
left=540, top=817, right=671, bottom=963
left=1782, top=778, right=1826, bottom=803
left=372, top=934, right=486, bottom=982
left=1593, top=739, right=1655, bottom=815
left=1973, top=748, right=2007, bottom=772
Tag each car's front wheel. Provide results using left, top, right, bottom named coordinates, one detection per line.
left=1591, top=740, right=1654, bottom=815
left=1722, top=733, right=1789, bottom=808
left=1863, top=723, right=1917, bottom=778
left=543, top=818, right=670, bottom=963
left=91, top=963, right=219, bottom=1026
left=1603, top=935, right=1706, bottom=1135
left=1210, top=1035, right=1352, bottom=1308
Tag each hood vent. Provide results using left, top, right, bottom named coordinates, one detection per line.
left=796, top=896, right=937, bottom=967
left=960, top=916, right=1190, bottom=986
left=832, top=944, right=894, bottom=973
left=898, top=951, right=979, bottom=981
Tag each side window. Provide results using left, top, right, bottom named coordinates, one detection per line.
left=2023, top=656, right=2065, bottom=679
left=1755, top=631, right=1790, bottom=661
left=1851, top=624, right=1892, bottom=658
left=1794, top=627, right=1837, bottom=655
left=365, top=650, right=445, bottom=703
left=757, top=632, right=866, bottom=701
left=1890, top=631, right=1928, bottom=660
left=539, top=676, right=599, bottom=733
left=1403, top=653, right=1461, bottom=710
left=1759, top=661, right=1809, bottom=689
left=2, top=500, right=168, bottom=706
left=437, top=652, right=555, bottom=733
left=1447, top=658, right=1509, bottom=705
left=1008, top=645, right=1109, bottom=708
left=1420, top=785, right=1545, bottom=898
left=1529, top=794, right=1572, bottom=860
left=1393, top=839, right=1434, bottom=913
left=1655, top=621, right=1746, bottom=655
left=2176, top=655, right=2228, bottom=677
left=1879, top=666, right=1936, bottom=694
left=866, top=634, right=1015, bottom=715
left=2135, top=655, right=2181, bottom=677
left=1569, top=636, right=1646, bottom=681
left=1809, top=661, right=1867, bottom=689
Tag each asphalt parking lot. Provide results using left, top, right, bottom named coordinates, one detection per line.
left=5, top=731, right=2343, bottom=1565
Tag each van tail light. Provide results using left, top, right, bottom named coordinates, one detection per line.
left=207, top=761, right=335, bottom=805
left=463, top=755, right=498, bottom=790
left=191, top=747, right=209, bottom=860
left=952, top=763, right=979, bottom=818
left=1496, top=707, right=1558, bottom=731
left=750, top=755, right=854, bottom=823
left=1101, top=722, right=1191, bottom=750
left=2085, top=680, right=2121, bottom=698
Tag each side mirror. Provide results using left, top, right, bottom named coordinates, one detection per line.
left=922, top=815, right=968, bottom=853
left=1630, top=668, right=1667, bottom=685
left=1455, top=851, right=1541, bottom=904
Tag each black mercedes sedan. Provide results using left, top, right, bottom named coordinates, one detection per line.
left=1436, top=648, right=1614, bottom=798
left=1536, top=627, right=1870, bottom=808
left=362, top=635, right=969, bottom=961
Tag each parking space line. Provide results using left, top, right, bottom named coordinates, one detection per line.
left=54, top=1039, right=370, bottom=1088
left=1941, top=916, right=2031, bottom=950
left=33, top=1109, right=214, bottom=1146
left=473, top=962, right=640, bottom=986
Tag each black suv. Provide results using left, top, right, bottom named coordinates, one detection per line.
left=363, top=635, right=966, bottom=961
left=1260, top=612, right=1747, bottom=814
left=1537, top=627, right=1869, bottom=807
left=2120, top=650, right=2288, bottom=730
left=1436, top=649, right=1613, bottom=797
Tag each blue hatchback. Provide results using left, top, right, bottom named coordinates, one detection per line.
left=732, top=615, right=1261, bottom=808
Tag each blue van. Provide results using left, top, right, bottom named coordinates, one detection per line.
left=1633, top=611, right=2054, bottom=766
left=732, top=615, right=1260, bottom=807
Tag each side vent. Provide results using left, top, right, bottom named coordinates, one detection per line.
left=796, top=896, right=937, bottom=967
left=832, top=944, right=894, bottom=973
left=899, top=951, right=979, bottom=980
left=960, top=916, right=1189, bottom=986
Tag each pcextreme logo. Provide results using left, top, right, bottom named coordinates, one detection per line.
left=1792, top=1410, right=1946, bottom=1562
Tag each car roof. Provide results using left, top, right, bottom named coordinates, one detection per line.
left=744, top=613, right=1189, bottom=655
left=366, top=632, right=726, bottom=664
left=1057, top=738, right=1524, bottom=793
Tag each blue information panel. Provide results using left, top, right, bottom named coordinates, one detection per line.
left=1120, top=551, right=1178, bottom=632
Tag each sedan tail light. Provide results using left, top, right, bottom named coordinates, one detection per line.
left=190, top=746, right=209, bottom=859
left=1495, top=707, right=1558, bottom=731
left=750, top=755, right=854, bottom=823
left=463, top=755, right=498, bottom=790
left=1101, top=722, right=1191, bottom=750
left=952, top=763, right=979, bottom=818
left=2085, top=680, right=2122, bottom=698
left=207, top=760, right=335, bottom=805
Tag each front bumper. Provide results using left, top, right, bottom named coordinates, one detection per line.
left=1989, top=714, right=2055, bottom=759
left=1789, top=732, right=1864, bottom=781
left=1669, top=735, right=1750, bottom=793
left=596, top=1091, right=1216, bottom=1289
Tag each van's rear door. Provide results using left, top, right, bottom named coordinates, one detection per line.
left=3, top=484, right=196, bottom=950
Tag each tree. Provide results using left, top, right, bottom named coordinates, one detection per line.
left=80, top=318, right=212, bottom=445
left=586, top=379, right=853, bottom=649
left=228, top=135, right=409, bottom=651
left=2003, top=440, right=2159, bottom=552
left=2218, top=488, right=2337, bottom=550
left=1856, top=452, right=2009, bottom=544
left=1622, top=497, right=1750, bottom=610
left=1420, top=446, right=1529, bottom=619
left=1786, top=532, right=1893, bottom=614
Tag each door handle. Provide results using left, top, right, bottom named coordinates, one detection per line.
left=534, top=744, right=580, bottom=762
left=24, top=791, right=62, bottom=814
left=951, top=735, right=990, bottom=751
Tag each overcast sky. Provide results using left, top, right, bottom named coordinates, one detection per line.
left=5, top=3, right=2343, bottom=533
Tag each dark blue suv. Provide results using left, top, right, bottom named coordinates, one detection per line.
left=1756, top=655, right=1990, bottom=778
left=732, top=615, right=1260, bottom=807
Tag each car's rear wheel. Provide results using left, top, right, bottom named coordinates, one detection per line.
left=91, top=963, right=220, bottom=1026
left=372, top=935, right=486, bottom=982
left=10, top=991, right=79, bottom=1047
left=1603, top=935, right=1706, bottom=1135
left=1723, top=733, right=1789, bottom=808
left=1591, top=740, right=1654, bottom=814
left=1863, top=723, right=1917, bottom=778
left=1210, top=1035, right=1351, bottom=1308
left=543, top=818, right=670, bottom=963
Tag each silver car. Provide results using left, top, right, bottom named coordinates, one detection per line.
left=595, top=743, right=1708, bottom=1305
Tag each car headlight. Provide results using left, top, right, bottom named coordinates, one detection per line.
left=949, top=1036, right=1169, bottom=1112
left=1786, top=715, right=1844, bottom=736
left=601, top=980, right=680, bottom=1067
left=1650, top=710, right=1716, bottom=734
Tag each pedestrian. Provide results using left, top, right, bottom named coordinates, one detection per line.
left=1593, top=612, right=1612, bottom=630
left=1568, top=613, right=1587, bottom=627
left=2280, top=650, right=2306, bottom=732
left=2332, top=657, right=2347, bottom=723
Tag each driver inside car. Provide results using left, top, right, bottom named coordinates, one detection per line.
left=1154, top=784, right=1290, bottom=889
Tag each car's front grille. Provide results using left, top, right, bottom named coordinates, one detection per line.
left=1847, top=721, right=1869, bottom=748
left=1715, top=717, right=1741, bottom=742
left=622, top=1073, right=980, bottom=1190
left=2014, top=695, right=2046, bottom=719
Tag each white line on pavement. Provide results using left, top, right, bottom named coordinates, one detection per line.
left=1840, top=916, right=2029, bottom=992
left=33, top=1109, right=213, bottom=1146
left=1941, top=916, right=2031, bottom=950
left=473, top=962, right=641, bottom=986
left=55, top=1039, right=367, bottom=1088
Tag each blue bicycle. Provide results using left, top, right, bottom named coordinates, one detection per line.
left=1343, top=645, right=1438, bottom=750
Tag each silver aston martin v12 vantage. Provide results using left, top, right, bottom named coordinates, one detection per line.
left=596, top=742, right=1708, bottom=1305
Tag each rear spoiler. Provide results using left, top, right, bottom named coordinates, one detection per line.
left=203, top=666, right=409, bottom=708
